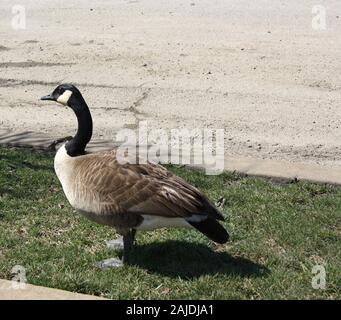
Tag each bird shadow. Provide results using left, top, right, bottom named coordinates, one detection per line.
left=126, top=240, right=269, bottom=279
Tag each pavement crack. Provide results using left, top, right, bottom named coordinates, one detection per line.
left=129, top=89, right=151, bottom=114
left=128, top=88, right=151, bottom=117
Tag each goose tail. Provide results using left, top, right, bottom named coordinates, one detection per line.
left=187, top=217, right=229, bottom=244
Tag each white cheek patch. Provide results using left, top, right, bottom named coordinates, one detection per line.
left=57, top=90, right=73, bottom=105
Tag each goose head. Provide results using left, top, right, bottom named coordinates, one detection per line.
left=41, top=84, right=93, bottom=156
left=41, top=83, right=84, bottom=109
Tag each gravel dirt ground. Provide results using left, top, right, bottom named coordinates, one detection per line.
left=1, top=0, right=341, bottom=168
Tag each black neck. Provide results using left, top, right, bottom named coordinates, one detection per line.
left=65, top=96, right=93, bottom=157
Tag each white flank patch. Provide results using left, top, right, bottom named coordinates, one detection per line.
left=57, top=89, right=73, bottom=105
left=136, top=215, right=193, bottom=231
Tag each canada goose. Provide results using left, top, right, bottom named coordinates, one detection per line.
left=41, top=84, right=229, bottom=267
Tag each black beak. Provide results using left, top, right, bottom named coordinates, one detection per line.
left=40, top=94, right=55, bottom=101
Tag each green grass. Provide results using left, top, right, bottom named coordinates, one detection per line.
left=0, top=146, right=340, bottom=299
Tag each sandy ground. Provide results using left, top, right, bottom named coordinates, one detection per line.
left=1, top=0, right=341, bottom=168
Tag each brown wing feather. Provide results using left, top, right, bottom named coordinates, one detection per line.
left=72, top=149, right=223, bottom=220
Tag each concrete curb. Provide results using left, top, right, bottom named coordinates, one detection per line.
left=223, top=156, right=341, bottom=185
left=1, top=129, right=341, bottom=185
left=0, top=279, right=106, bottom=300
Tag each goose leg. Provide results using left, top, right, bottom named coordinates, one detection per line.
left=96, top=229, right=136, bottom=269
left=122, top=229, right=136, bottom=264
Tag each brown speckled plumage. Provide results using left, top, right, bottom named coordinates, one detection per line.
left=57, top=147, right=224, bottom=233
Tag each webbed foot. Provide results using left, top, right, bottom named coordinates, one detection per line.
left=96, top=258, right=123, bottom=269
left=105, top=238, right=124, bottom=251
